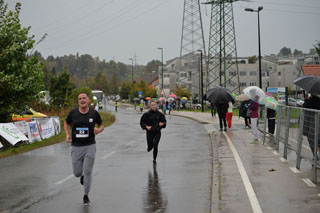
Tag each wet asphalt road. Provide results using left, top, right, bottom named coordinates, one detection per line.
left=0, top=104, right=212, bottom=213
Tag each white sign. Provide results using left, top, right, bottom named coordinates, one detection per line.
left=52, top=116, right=61, bottom=135
left=0, top=123, right=29, bottom=145
left=14, top=121, right=29, bottom=136
left=37, top=118, right=55, bottom=139
left=27, top=121, right=41, bottom=143
left=0, top=142, right=3, bottom=148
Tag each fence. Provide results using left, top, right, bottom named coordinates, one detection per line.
left=259, top=105, right=320, bottom=184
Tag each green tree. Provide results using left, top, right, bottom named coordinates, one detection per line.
left=119, top=81, right=132, bottom=99
left=314, top=41, right=320, bottom=56
left=278, top=47, right=292, bottom=57
left=248, top=55, right=257, bottom=64
left=146, top=60, right=162, bottom=73
left=49, top=71, right=72, bottom=113
left=293, top=49, right=303, bottom=57
left=174, top=84, right=191, bottom=99
left=71, top=87, right=93, bottom=107
left=0, top=1, right=44, bottom=122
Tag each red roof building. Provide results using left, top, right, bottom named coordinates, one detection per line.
left=302, top=65, right=320, bottom=77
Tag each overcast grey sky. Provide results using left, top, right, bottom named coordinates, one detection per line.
left=6, top=0, right=320, bottom=65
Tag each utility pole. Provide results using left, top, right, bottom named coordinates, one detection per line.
left=157, top=48, right=164, bottom=95
left=198, top=50, right=204, bottom=112
left=129, top=58, right=134, bottom=86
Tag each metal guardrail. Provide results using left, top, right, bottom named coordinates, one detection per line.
left=260, top=105, right=320, bottom=184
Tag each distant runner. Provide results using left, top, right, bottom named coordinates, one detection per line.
left=140, top=100, right=166, bottom=164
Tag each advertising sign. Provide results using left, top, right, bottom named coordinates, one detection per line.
left=27, top=121, right=41, bottom=143
left=37, top=118, right=55, bottom=139
left=0, top=123, right=29, bottom=145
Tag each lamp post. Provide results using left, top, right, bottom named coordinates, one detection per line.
left=129, top=58, right=134, bottom=86
left=245, top=6, right=263, bottom=89
left=197, top=50, right=204, bottom=112
left=157, top=47, right=164, bottom=95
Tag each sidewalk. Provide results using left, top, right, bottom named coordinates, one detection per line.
left=170, top=110, right=320, bottom=213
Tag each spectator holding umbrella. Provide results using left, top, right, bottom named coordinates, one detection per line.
left=216, top=102, right=228, bottom=131
left=249, top=96, right=259, bottom=143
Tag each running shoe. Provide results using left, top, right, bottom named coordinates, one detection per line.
left=83, top=195, right=90, bottom=206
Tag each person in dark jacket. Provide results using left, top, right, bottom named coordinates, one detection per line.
left=239, top=100, right=251, bottom=128
left=216, top=102, right=228, bottom=131
left=140, top=101, right=167, bottom=164
left=303, top=94, right=320, bottom=159
left=267, top=108, right=276, bottom=135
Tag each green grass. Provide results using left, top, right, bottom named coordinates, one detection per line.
left=0, top=111, right=115, bottom=159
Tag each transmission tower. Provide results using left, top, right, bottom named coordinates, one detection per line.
left=179, top=0, right=206, bottom=95
left=205, top=0, right=240, bottom=94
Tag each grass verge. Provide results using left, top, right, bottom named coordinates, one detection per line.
left=0, top=111, right=115, bottom=159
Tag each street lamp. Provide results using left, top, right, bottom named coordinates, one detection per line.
left=129, top=58, right=133, bottom=86
left=245, top=6, right=263, bottom=89
left=157, top=47, right=164, bottom=95
left=197, top=50, right=204, bottom=112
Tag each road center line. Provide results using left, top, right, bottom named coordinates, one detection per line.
left=223, top=132, right=263, bottom=213
left=55, top=174, right=74, bottom=185
left=101, top=151, right=115, bottom=160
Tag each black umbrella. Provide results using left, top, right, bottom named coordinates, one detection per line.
left=294, top=75, right=320, bottom=95
left=204, top=87, right=235, bottom=104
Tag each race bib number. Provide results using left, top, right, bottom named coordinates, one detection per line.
left=76, top=127, right=89, bottom=138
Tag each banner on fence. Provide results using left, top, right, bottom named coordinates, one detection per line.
left=37, top=118, right=55, bottom=139
left=52, top=116, right=61, bottom=135
left=0, top=142, right=2, bottom=148
left=13, top=120, right=29, bottom=136
left=0, top=123, right=29, bottom=145
left=27, top=121, right=41, bottom=143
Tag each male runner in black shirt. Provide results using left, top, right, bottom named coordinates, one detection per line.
left=64, top=92, right=104, bottom=205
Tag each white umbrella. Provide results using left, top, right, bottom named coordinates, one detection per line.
left=243, top=86, right=266, bottom=105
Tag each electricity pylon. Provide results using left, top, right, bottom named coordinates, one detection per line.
left=205, top=0, right=240, bottom=94
left=179, top=0, right=206, bottom=95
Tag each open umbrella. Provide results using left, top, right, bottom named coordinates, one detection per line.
left=182, top=97, right=188, bottom=100
left=169, top=94, right=177, bottom=99
left=265, top=96, right=279, bottom=111
left=294, top=75, right=320, bottom=95
left=168, top=97, right=175, bottom=102
left=133, top=97, right=140, bottom=101
left=204, top=87, right=234, bottom=104
left=236, top=94, right=249, bottom=102
left=243, top=86, right=266, bottom=105
left=145, top=97, right=151, bottom=100
left=159, top=97, right=166, bottom=102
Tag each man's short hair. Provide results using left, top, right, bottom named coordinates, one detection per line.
left=78, top=92, right=90, bottom=98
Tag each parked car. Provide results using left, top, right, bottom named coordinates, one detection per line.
left=288, top=98, right=297, bottom=106
left=12, top=108, right=47, bottom=121
left=296, top=99, right=304, bottom=107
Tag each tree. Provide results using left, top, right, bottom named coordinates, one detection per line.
left=0, top=1, right=44, bottom=122
left=174, top=84, right=191, bottom=99
left=49, top=71, right=72, bottom=113
left=293, top=49, right=303, bottom=57
left=248, top=55, right=257, bottom=64
left=314, top=41, right=320, bottom=56
left=119, top=81, right=132, bottom=99
left=278, top=47, right=292, bottom=57
left=145, top=60, right=162, bottom=73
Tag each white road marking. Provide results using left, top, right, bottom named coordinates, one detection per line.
left=266, top=146, right=273, bottom=150
left=272, top=151, right=279, bottom=156
left=55, top=174, right=74, bottom=185
left=317, top=194, right=320, bottom=198
left=101, top=151, right=115, bottom=160
left=126, top=140, right=136, bottom=146
left=289, top=167, right=301, bottom=173
left=223, top=132, right=263, bottom=213
left=302, top=178, right=317, bottom=187
left=279, top=157, right=287, bottom=163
